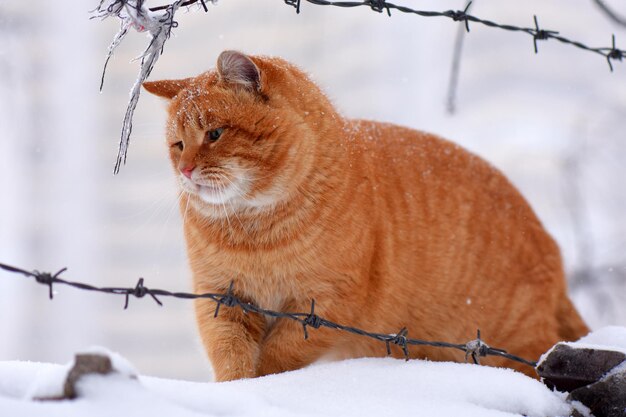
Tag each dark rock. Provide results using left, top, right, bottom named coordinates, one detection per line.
left=35, top=353, right=115, bottom=401
left=537, top=344, right=625, bottom=392
left=568, top=370, right=626, bottom=417
left=63, top=354, right=114, bottom=399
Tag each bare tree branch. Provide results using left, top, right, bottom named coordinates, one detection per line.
left=446, top=1, right=472, bottom=115
left=592, top=0, right=626, bottom=27
left=92, top=0, right=214, bottom=174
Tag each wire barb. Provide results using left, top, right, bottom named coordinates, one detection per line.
left=124, top=278, right=162, bottom=309
left=531, top=15, right=558, bottom=54
left=606, top=34, right=623, bottom=72
left=386, top=327, right=410, bottom=360
left=34, top=268, right=67, bottom=300
left=284, top=0, right=302, bottom=14
left=301, top=299, right=323, bottom=340
left=368, top=0, right=391, bottom=17
left=447, top=1, right=472, bottom=33
left=213, top=281, right=238, bottom=318
left=464, top=329, right=489, bottom=364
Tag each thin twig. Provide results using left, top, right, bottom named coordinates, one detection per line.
left=592, top=0, right=626, bottom=27
left=93, top=0, right=214, bottom=174
left=446, top=1, right=472, bottom=114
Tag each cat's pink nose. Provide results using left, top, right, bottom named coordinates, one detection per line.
left=181, top=164, right=195, bottom=179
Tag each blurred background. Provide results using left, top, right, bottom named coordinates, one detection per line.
left=0, top=0, right=625, bottom=381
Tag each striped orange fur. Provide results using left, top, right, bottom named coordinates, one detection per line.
left=143, top=51, right=588, bottom=381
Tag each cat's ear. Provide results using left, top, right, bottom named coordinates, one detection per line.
left=143, top=78, right=191, bottom=100
left=217, top=50, right=261, bottom=92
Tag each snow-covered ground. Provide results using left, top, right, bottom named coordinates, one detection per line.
left=2, top=326, right=625, bottom=417
left=0, top=355, right=571, bottom=417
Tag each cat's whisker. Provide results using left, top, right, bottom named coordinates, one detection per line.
left=220, top=174, right=251, bottom=202
left=132, top=170, right=177, bottom=181
left=218, top=174, right=253, bottom=238
left=118, top=190, right=177, bottom=222
left=228, top=199, right=253, bottom=239
left=200, top=177, right=230, bottom=234
left=125, top=189, right=184, bottom=248
left=219, top=188, right=234, bottom=234
left=155, top=189, right=185, bottom=256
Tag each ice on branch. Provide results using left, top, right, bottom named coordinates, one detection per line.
left=92, top=0, right=215, bottom=174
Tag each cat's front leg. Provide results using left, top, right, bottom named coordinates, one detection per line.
left=256, top=300, right=336, bottom=376
left=194, top=297, right=266, bottom=382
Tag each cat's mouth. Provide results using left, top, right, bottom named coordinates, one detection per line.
left=194, top=179, right=225, bottom=191
left=180, top=175, right=241, bottom=205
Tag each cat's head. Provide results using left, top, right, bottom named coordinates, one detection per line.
left=144, top=51, right=337, bottom=216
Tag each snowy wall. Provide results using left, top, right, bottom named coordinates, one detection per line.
left=0, top=0, right=625, bottom=381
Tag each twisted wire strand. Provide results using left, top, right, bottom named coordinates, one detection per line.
left=0, top=261, right=537, bottom=369
left=148, top=0, right=624, bottom=71
left=100, top=0, right=623, bottom=172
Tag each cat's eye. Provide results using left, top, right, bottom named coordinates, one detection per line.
left=172, top=141, right=184, bottom=151
left=207, top=128, right=224, bottom=142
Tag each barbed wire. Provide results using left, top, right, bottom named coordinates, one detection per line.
left=99, top=0, right=623, bottom=174
left=0, top=261, right=537, bottom=369
left=293, top=0, right=624, bottom=70
left=150, top=0, right=626, bottom=70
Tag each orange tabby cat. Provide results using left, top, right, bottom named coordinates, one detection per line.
left=143, top=51, right=588, bottom=381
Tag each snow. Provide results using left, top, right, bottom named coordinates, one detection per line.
left=6, top=326, right=626, bottom=416
left=574, top=325, right=626, bottom=353
left=0, top=351, right=573, bottom=417
left=538, top=325, right=626, bottom=368
left=24, top=347, right=138, bottom=401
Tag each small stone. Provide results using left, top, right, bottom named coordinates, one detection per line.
left=537, top=344, right=626, bottom=392
left=63, top=354, right=114, bottom=399
left=568, top=370, right=626, bottom=417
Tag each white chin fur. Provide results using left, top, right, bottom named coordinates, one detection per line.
left=179, top=170, right=281, bottom=213
left=179, top=177, right=239, bottom=206
left=197, top=185, right=239, bottom=205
